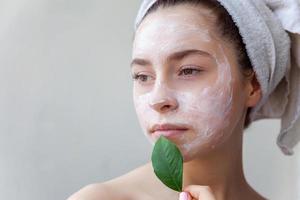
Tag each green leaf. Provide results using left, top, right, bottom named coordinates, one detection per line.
left=151, top=136, right=183, bottom=192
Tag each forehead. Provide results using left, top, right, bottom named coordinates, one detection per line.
left=133, top=4, right=219, bottom=57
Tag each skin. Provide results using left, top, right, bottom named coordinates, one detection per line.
left=67, top=3, right=265, bottom=200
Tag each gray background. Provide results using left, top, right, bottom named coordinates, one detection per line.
left=0, top=0, right=299, bottom=199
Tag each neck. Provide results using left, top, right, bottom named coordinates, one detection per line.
left=182, top=127, right=250, bottom=200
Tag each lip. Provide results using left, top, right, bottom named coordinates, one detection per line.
left=150, top=123, right=189, bottom=139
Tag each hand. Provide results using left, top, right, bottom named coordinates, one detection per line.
left=179, top=185, right=216, bottom=200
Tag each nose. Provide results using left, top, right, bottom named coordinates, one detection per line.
left=149, top=83, right=178, bottom=114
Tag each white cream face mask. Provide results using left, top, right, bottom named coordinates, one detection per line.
left=132, top=6, right=243, bottom=161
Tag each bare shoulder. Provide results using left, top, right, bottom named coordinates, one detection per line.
left=67, top=163, right=154, bottom=200
left=67, top=183, right=116, bottom=200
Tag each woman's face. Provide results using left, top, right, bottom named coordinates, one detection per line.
left=131, top=4, right=248, bottom=161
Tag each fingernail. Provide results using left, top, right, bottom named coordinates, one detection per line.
left=179, top=192, right=188, bottom=200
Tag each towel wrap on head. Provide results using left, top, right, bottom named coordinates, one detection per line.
left=134, top=0, right=300, bottom=155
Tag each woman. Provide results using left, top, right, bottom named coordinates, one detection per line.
left=68, top=0, right=300, bottom=199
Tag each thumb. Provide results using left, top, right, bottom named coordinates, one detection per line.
left=183, top=185, right=216, bottom=200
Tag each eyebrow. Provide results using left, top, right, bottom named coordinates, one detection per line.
left=130, top=49, right=213, bottom=68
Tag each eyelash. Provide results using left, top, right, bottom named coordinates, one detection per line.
left=132, top=73, right=151, bottom=82
left=178, top=67, right=202, bottom=76
left=132, top=66, right=202, bottom=82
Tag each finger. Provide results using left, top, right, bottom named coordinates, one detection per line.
left=183, top=185, right=216, bottom=200
left=179, top=192, right=192, bottom=200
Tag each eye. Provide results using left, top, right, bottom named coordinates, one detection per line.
left=178, top=66, right=202, bottom=76
left=132, top=73, right=154, bottom=83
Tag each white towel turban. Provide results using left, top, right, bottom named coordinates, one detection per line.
left=133, top=0, right=300, bottom=155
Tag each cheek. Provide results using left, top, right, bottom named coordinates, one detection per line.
left=179, top=86, right=232, bottom=122
left=180, top=85, right=232, bottom=133
left=133, top=91, right=156, bottom=143
left=133, top=92, right=148, bottom=124
left=176, top=86, right=233, bottom=154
